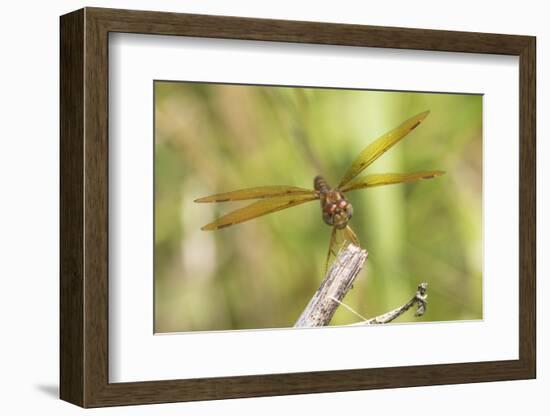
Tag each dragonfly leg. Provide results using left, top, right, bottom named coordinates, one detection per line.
left=326, top=227, right=355, bottom=272
left=345, top=225, right=360, bottom=247
left=325, top=227, right=337, bottom=272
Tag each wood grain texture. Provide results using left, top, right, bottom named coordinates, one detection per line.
left=59, top=8, right=84, bottom=406
left=88, top=7, right=532, bottom=54
left=59, top=7, right=537, bottom=408
left=83, top=9, right=110, bottom=406
left=518, top=37, right=536, bottom=376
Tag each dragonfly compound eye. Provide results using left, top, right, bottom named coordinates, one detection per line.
left=346, top=203, right=353, bottom=219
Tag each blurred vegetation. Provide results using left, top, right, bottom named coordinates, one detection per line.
left=154, top=81, right=482, bottom=333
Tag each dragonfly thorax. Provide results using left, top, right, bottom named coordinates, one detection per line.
left=314, top=176, right=353, bottom=229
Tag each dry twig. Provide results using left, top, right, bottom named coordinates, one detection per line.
left=351, top=282, right=428, bottom=325
left=294, top=244, right=367, bottom=327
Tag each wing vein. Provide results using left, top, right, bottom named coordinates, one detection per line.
left=338, top=111, right=430, bottom=189
left=201, top=194, right=318, bottom=231
left=341, top=171, right=445, bottom=192
left=195, top=185, right=316, bottom=203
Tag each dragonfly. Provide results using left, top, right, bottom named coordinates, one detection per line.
left=195, top=111, right=445, bottom=270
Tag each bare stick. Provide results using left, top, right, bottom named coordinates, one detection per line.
left=352, top=282, right=428, bottom=325
left=294, top=244, right=368, bottom=327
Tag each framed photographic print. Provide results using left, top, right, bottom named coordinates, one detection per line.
left=60, top=7, right=536, bottom=408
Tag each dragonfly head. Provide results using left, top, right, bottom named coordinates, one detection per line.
left=321, top=191, right=353, bottom=229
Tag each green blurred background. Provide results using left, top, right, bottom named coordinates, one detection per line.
left=154, top=81, right=482, bottom=333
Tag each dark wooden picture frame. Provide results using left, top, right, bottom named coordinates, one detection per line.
left=60, top=7, right=536, bottom=408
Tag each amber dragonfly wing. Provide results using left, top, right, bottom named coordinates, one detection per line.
left=199, top=194, right=319, bottom=231
left=337, top=111, right=431, bottom=189
left=340, top=171, right=445, bottom=193
left=325, top=225, right=360, bottom=271
left=194, top=185, right=316, bottom=203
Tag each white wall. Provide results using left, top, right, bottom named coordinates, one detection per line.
left=0, top=1, right=545, bottom=415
